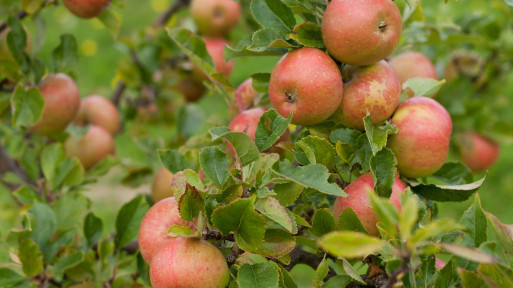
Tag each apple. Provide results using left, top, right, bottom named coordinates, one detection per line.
left=62, top=0, right=110, bottom=19
left=332, top=173, right=406, bottom=236
left=454, top=131, right=500, bottom=172
left=150, top=237, right=230, bottom=288
left=151, top=168, right=174, bottom=203
left=138, top=197, right=196, bottom=264
left=192, top=38, right=234, bottom=83
left=388, top=97, right=453, bottom=179
left=388, top=52, right=438, bottom=85
left=177, top=77, right=207, bottom=102
left=234, top=78, right=259, bottom=112
left=269, top=48, right=343, bottom=126
left=190, top=0, right=241, bottom=37
left=229, top=107, right=266, bottom=141
left=435, top=258, right=446, bottom=270
left=65, top=125, right=115, bottom=170
left=331, top=60, right=401, bottom=130
left=30, top=74, right=81, bottom=136
left=321, top=0, right=402, bottom=66
left=74, top=95, right=120, bottom=136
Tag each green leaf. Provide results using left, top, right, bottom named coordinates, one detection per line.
left=51, top=34, right=78, bottom=74
left=439, top=243, right=500, bottom=264
left=338, top=208, right=368, bottom=234
left=290, top=22, right=324, bottom=48
left=460, top=194, right=487, bottom=248
left=167, top=28, right=215, bottom=76
left=315, top=257, right=329, bottom=286
left=251, top=0, right=296, bottom=34
left=311, top=208, right=337, bottom=237
left=399, top=194, right=419, bottom=241
left=486, top=212, right=513, bottom=258
left=319, top=231, right=385, bottom=259
left=251, top=73, right=271, bottom=93
left=52, top=193, right=88, bottom=230
left=295, top=136, right=337, bottom=169
left=410, top=219, right=459, bottom=244
left=53, top=251, right=84, bottom=279
left=6, top=16, right=29, bottom=67
left=477, top=264, right=513, bottom=287
left=167, top=225, right=196, bottom=238
left=53, top=157, right=84, bottom=190
left=13, top=185, right=39, bottom=204
left=409, top=175, right=486, bottom=202
left=178, top=188, right=204, bottom=221
left=364, top=117, right=398, bottom=156
left=19, top=238, right=43, bottom=277
left=97, top=8, right=120, bottom=37
left=114, top=196, right=149, bottom=249
left=433, top=259, right=457, bottom=288
left=11, top=85, right=44, bottom=128
left=224, top=33, right=287, bottom=61
left=368, top=191, right=399, bottom=237
left=255, top=197, right=294, bottom=233
left=402, top=78, right=445, bottom=98
left=200, top=146, right=229, bottom=187
left=238, top=263, right=280, bottom=288
left=370, top=148, right=397, bottom=198
left=41, top=143, right=66, bottom=188
left=432, top=162, right=473, bottom=185
left=28, top=202, right=57, bottom=254
left=211, top=197, right=266, bottom=251
left=255, top=109, right=291, bottom=152
left=330, top=128, right=363, bottom=145
left=177, top=104, right=206, bottom=139
left=458, top=269, right=487, bottom=288
left=272, top=161, right=346, bottom=197
left=170, top=169, right=204, bottom=202
left=21, top=0, right=45, bottom=14
left=273, top=182, right=303, bottom=207
left=0, top=268, right=25, bottom=287
left=210, top=129, right=260, bottom=166
left=258, top=229, right=296, bottom=258
left=84, top=212, right=103, bottom=246
left=322, top=275, right=352, bottom=288
left=158, top=149, right=193, bottom=173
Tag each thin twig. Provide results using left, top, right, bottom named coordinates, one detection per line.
left=153, top=0, right=191, bottom=28
left=110, top=81, right=126, bottom=106
left=0, top=143, right=36, bottom=186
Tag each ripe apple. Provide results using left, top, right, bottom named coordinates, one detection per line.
left=332, top=173, right=406, bottom=236
left=269, top=48, right=343, bottom=126
left=151, top=168, right=174, bottom=203
left=388, top=97, right=453, bottom=179
left=62, top=0, right=110, bottom=19
left=74, top=95, right=120, bottom=136
left=65, top=125, right=115, bottom=170
left=192, top=38, right=234, bottom=83
left=138, top=197, right=196, bottom=264
left=30, top=74, right=81, bottom=136
left=234, top=78, right=259, bottom=112
left=454, top=131, right=500, bottom=172
left=331, top=60, right=401, bottom=130
left=190, top=0, right=241, bottom=37
left=150, top=237, right=230, bottom=288
left=388, top=52, right=438, bottom=85
left=321, top=0, right=402, bottom=66
left=229, top=107, right=266, bottom=141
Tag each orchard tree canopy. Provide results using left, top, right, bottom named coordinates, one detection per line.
left=1, top=0, right=513, bottom=287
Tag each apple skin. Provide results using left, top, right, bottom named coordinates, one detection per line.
left=229, top=107, right=266, bottom=141
left=269, top=48, right=343, bottom=126
left=388, top=52, right=438, bottom=85
left=150, top=237, right=230, bottom=288
left=62, top=0, right=110, bottom=18
left=151, top=168, right=174, bottom=203
left=332, top=173, right=406, bottom=236
left=235, top=78, right=258, bottom=112
left=74, top=95, right=120, bottom=136
left=455, top=131, right=500, bottom=172
left=332, top=60, right=401, bottom=130
left=138, top=197, right=196, bottom=264
left=321, top=0, right=402, bottom=66
left=388, top=97, right=453, bottom=179
left=30, top=74, right=81, bottom=136
left=190, top=0, right=241, bottom=37
left=65, top=125, right=115, bottom=170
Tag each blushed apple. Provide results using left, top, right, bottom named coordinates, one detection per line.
left=269, top=48, right=343, bottom=126
left=455, top=131, right=500, bottom=172
left=388, top=52, right=438, bottom=85
left=62, top=0, right=110, bottom=18
left=74, top=95, right=120, bottom=136
left=65, top=125, right=115, bottom=170
left=190, top=0, right=241, bottom=37
left=234, top=78, right=259, bottom=112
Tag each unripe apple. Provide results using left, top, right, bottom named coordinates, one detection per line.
left=388, top=52, right=438, bottom=85
left=74, top=95, right=120, bottom=136
left=454, top=131, right=500, bottom=172
left=321, top=0, right=402, bottom=66
left=269, top=48, right=343, bottom=126
left=332, top=173, right=406, bottom=236
left=190, top=0, right=241, bottom=37
left=234, top=78, right=259, bottom=112
left=138, top=197, right=196, bottom=264
left=388, top=97, right=453, bottom=179
left=151, top=168, right=174, bottom=203
left=150, top=237, right=230, bottom=288
left=65, top=125, right=115, bottom=170
left=30, top=74, right=81, bottom=135
left=62, top=0, right=110, bottom=19
left=332, top=60, right=401, bottom=130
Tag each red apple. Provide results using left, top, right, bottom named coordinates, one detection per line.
left=332, top=173, right=406, bottom=236
left=435, top=258, right=446, bottom=270
left=150, top=237, right=230, bottom=288
left=65, top=125, right=115, bottom=170
left=229, top=107, right=266, bottom=141
left=192, top=38, right=234, bottom=83
left=30, top=74, right=81, bottom=135
left=138, top=197, right=196, bottom=264
left=321, top=0, right=402, bottom=66
left=74, top=95, right=120, bottom=136
left=455, top=131, right=500, bottom=172
left=332, top=60, right=401, bottom=130
left=388, top=52, right=438, bottom=85
left=269, top=48, right=343, bottom=126
left=388, top=97, right=453, bottom=178
left=234, top=78, right=259, bottom=112
left=62, top=0, right=110, bottom=19
left=190, top=0, right=241, bottom=37
left=151, top=168, right=174, bottom=203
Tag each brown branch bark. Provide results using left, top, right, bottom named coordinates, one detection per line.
left=0, top=143, right=36, bottom=187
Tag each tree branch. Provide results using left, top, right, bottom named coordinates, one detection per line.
left=0, top=0, right=53, bottom=33
left=0, top=143, right=36, bottom=187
